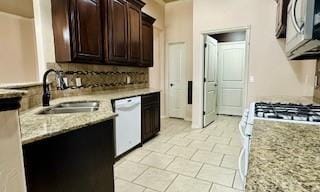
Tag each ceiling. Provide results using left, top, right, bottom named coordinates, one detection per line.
left=0, top=0, right=34, bottom=18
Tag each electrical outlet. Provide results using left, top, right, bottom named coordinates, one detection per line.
left=76, top=78, right=82, bottom=87
left=249, top=76, right=255, bottom=83
left=126, top=76, right=131, bottom=84
left=63, top=77, right=68, bottom=87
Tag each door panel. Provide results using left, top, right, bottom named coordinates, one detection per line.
left=218, top=42, right=246, bottom=116
left=107, top=0, right=128, bottom=63
left=168, top=43, right=187, bottom=119
left=127, top=3, right=142, bottom=64
left=73, top=0, right=103, bottom=61
left=203, top=36, right=218, bottom=127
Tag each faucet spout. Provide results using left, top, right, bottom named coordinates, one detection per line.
left=42, top=69, right=67, bottom=106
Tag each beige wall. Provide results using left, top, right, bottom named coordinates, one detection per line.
left=165, top=0, right=193, bottom=120
left=0, top=12, right=38, bottom=84
left=33, top=0, right=56, bottom=79
left=192, top=0, right=316, bottom=128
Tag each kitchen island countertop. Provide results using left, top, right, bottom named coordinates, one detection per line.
left=246, top=119, right=320, bottom=192
left=20, top=88, right=160, bottom=145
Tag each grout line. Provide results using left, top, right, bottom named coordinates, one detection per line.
left=163, top=172, right=179, bottom=192
left=219, top=154, right=225, bottom=167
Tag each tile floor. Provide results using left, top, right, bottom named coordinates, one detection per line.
left=114, top=116, right=244, bottom=192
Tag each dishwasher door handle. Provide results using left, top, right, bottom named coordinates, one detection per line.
left=117, top=102, right=140, bottom=110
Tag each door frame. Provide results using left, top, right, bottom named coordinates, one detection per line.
left=200, top=26, right=251, bottom=128
left=166, top=41, right=187, bottom=120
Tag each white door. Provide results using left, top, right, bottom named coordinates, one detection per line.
left=168, top=43, right=187, bottom=119
left=218, top=42, right=246, bottom=116
left=203, top=36, right=218, bottom=127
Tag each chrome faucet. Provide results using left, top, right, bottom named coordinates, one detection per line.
left=42, top=69, right=67, bottom=106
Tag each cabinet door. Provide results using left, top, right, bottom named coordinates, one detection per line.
left=127, top=3, right=142, bottom=65
left=141, top=103, right=156, bottom=141
left=71, top=0, right=103, bottom=62
left=141, top=20, right=153, bottom=67
left=141, top=93, right=160, bottom=142
left=107, top=0, right=128, bottom=64
left=141, top=13, right=155, bottom=67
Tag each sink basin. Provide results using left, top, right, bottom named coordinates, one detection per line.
left=38, top=101, right=100, bottom=115
left=55, top=101, right=100, bottom=108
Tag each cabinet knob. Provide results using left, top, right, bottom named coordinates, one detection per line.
left=170, top=83, right=174, bottom=87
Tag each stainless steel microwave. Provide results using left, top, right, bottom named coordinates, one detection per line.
left=286, top=0, right=320, bottom=60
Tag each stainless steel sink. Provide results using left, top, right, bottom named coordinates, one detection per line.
left=55, top=101, right=100, bottom=108
left=38, top=101, right=100, bottom=115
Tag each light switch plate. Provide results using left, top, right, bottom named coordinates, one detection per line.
left=63, top=77, right=68, bottom=87
left=249, top=76, right=255, bottom=83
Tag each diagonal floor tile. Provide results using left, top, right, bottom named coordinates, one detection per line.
left=211, top=184, right=243, bottom=192
left=166, top=145, right=198, bottom=159
left=191, top=150, right=224, bottom=166
left=166, top=157, right=203, bottom=177
left=134, top=168, right=177, bottom=192
left=220, top=155, right=238, bottom=169
left=115, top=161, right=148, bottom=181
left=197, top=164, right=236, bottom=187
left=212, top=144, right=241, bottom=156
left=167, top=136, right=193, bottom=146
left=145, top=141, right=174, bottom=153
left=166, top=175, right=212, bottom=192
left=189, top=140, right=215, bottom=151
left=125, top=149, right=152, bottom=162
left=206, top=136, right=231, bottom=145
left=115, top=179, right=145, bottom=192
left=140, top=152, right=175, bottom=169
left=186, top=133, right=210, bottom=141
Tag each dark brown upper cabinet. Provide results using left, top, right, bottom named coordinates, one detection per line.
left=51, top=0, right=155, bottom=67
left=51, top=0, right=104, bottom=63
left=275, top=0, right=290, bottom=38
left=141, top=13, right=156, bottom=67
left=106, top=0, right=128, bottom=64
left=106, top=0, right=144, bottom=66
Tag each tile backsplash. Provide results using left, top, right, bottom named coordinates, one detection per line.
left=2, top=63, right=149, bottom=111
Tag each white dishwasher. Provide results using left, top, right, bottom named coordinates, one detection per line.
left=114, top=96, right=141, bottom=157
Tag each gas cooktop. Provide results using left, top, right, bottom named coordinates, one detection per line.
left=254, top=102, right=320, bottom=123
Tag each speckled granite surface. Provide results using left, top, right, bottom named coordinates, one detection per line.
left=0, top=89, right=27, bottom=99
left=20, top=88, right=160, bottom=145
left=246, top=120, right=320, bottom=192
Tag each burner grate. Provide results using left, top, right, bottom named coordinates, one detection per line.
left=254, top=102, right=320, bottom=123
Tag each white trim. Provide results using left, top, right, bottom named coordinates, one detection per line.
left=196, top=26, right=251, bottom=128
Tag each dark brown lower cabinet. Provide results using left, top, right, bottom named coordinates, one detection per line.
left=142, top=92, right=160, bottom=142
left=23, top=120, right=115, bottom=192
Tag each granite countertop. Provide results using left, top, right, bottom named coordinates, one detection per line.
left=0, top=89, right=27, bottom=99
left=246, top=120, right=320, bottom=192
left=20, top=88, right=160, bottom=145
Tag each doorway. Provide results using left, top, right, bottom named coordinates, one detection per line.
left=203, top=30, right=249, bottom=127
left=168, top=42, right=187, bottom=119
